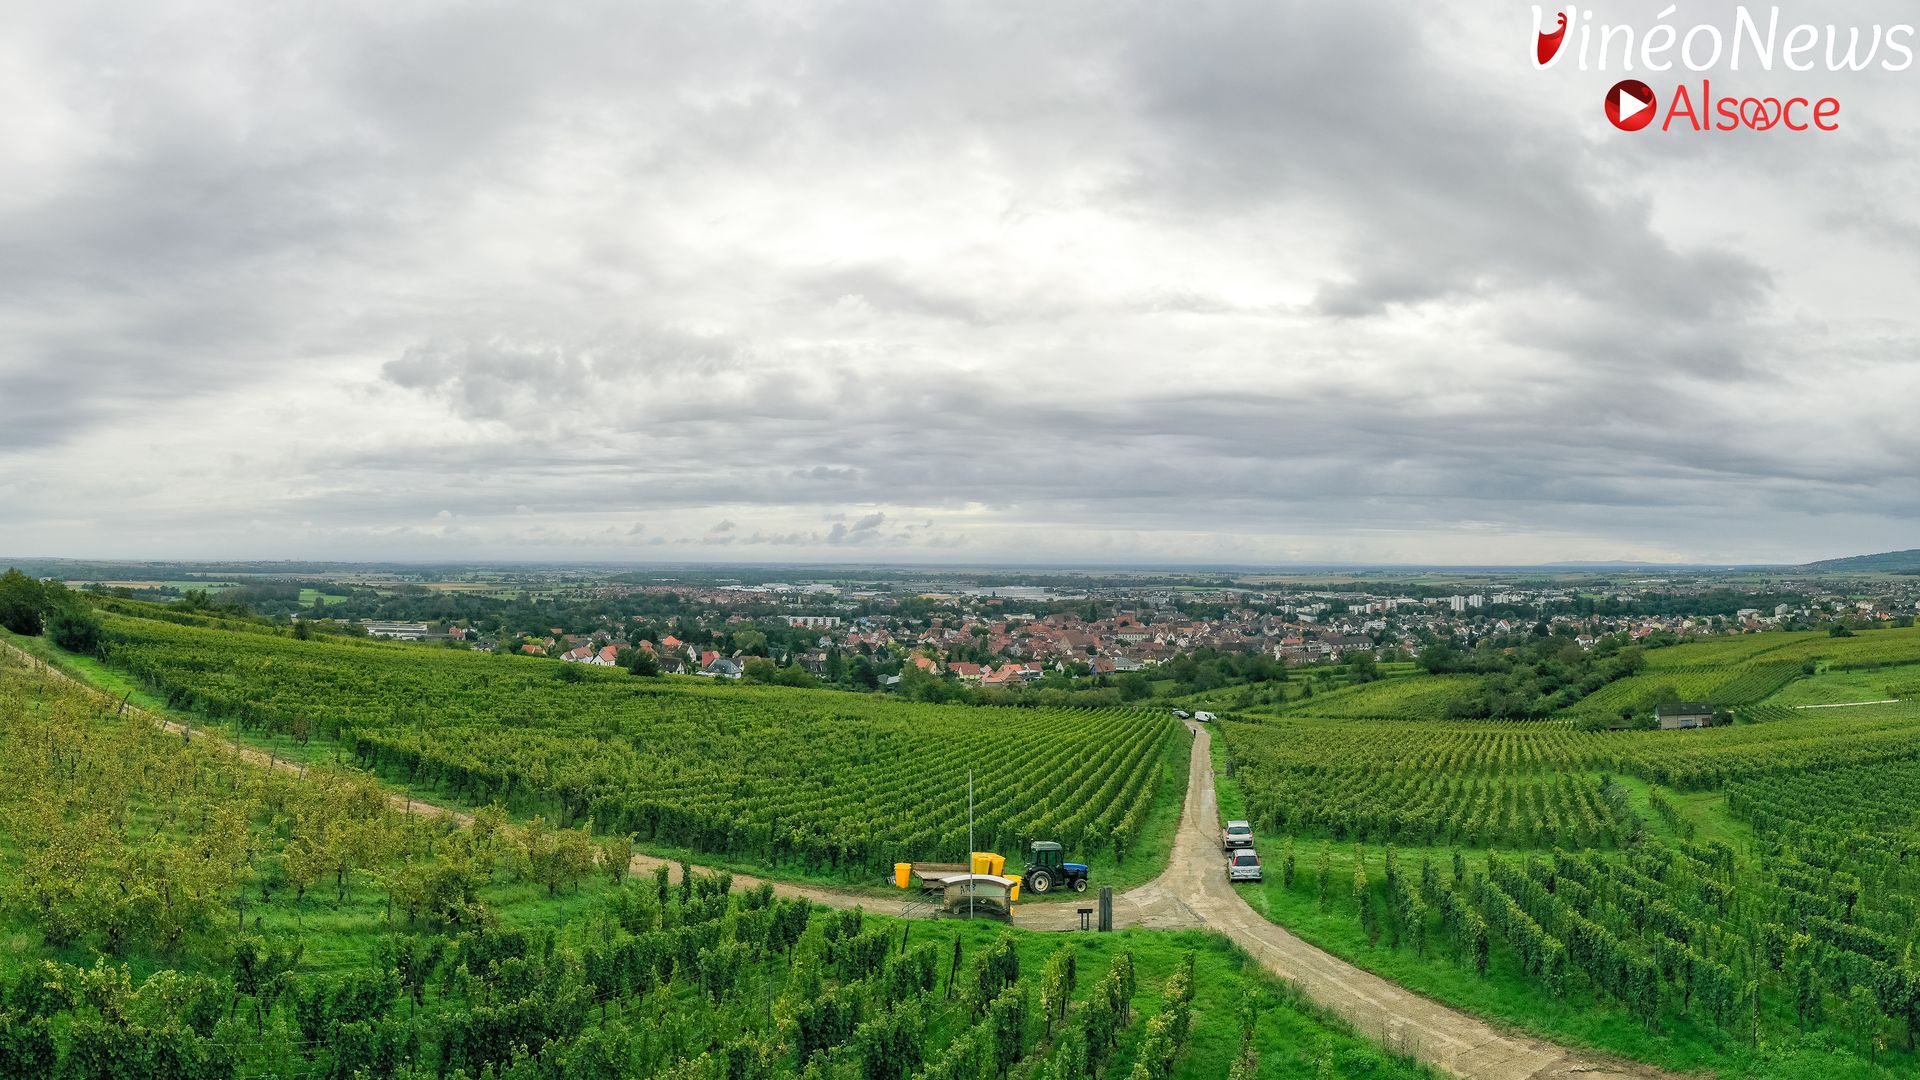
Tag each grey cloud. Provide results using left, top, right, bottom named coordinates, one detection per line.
left=1119, top=4, right=1774, bottom=330
left=804, top=266, right=989, bottom=324
left=0, top=1, right=1913, bottom=563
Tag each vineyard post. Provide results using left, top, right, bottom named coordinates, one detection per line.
left=968, top=767, right=975, bottom=921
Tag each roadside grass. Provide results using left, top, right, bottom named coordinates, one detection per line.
left=1, top=627, right=175, bottom=714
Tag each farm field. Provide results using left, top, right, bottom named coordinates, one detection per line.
left=1279, top=674, right=1484, bottom=721
left=1636, top=627, right=1920, bottom=670
left=298, top=587, right=354, bottom=605
left=72, top=579, right=244, bottom=592
left=1555, top=663, right=1803, bottom=719
left=1757, top=662, right=1920, bottom=707
left=56, top=607, right=1188, bottom=889
left=0, top=649, right=1420, bottom=1080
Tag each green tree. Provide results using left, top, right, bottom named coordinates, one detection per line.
left=44, top=604, right=102, bottom=654
left=1346, top=649, right=1379, bottom=683
left=0, top=569, right=47, bottom=635
left=773, top=664, right=818, bottom=688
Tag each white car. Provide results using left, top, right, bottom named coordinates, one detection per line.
left=1171, top=709, right=1191, bottom=719
left=1192, top=711, right=1216, bottom=722
left=1222, top=820, right=1254, bottom=850
left=1228, top=848, right=1263, bottom=883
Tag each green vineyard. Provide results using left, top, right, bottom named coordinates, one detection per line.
left=1282, top=674, right=1485, bottom=721
left=1557, top=662, right=1804, bottom=718
left=1638, top=626, right=1920, bottom=670
left=1214, top=625, right=1920, bottom=1076
left=88, top=610, right=1181, bottom=876
left=1, top=648, right=1400, bottom=1080
left=11, top=591, right=1920, bottom=1079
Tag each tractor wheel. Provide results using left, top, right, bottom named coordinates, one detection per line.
left=1029, top=870, right=1053, bottom=894
left=1072, top=877, right=1089, bottom=893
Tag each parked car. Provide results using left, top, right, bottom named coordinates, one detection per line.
left=1222, top=820, right=1254, bottom=850
left=1192, top=711, right=1216, bottom=722
left=1171, top=709, right=1191, bottom=719
left=1227, top=848, right=1263, bottom=882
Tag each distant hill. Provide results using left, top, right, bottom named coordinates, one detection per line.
left=1797, top=549, right=1920, bottom=574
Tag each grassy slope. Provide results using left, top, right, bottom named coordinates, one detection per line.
left=1759, top=661, right=1920, bottom=706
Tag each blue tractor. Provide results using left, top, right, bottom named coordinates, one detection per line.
left=1022, top=840, right=1089, bottom=894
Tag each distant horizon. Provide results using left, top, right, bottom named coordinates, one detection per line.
left=7, top=551, right=1886, bottom=575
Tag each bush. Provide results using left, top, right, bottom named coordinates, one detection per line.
left=0, top=569, right=47, bottom=635
left=45, top=606, right=102, bottom=654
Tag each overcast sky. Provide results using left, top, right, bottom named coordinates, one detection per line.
left=2, top=1, right=1916, bottom=566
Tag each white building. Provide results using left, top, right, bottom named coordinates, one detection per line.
left=365, top=622, right=431, bottom=640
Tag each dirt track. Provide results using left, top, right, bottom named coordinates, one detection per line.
left=1074, top=722, right=1680, bottom=1080
left=5, top=643, right=1679, bottom=1080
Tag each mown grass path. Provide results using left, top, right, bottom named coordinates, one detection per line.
left=6, top=639, right=1685, bottom=1080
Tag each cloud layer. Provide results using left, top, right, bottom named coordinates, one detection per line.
left=1, top=1, right=1916, bottom=565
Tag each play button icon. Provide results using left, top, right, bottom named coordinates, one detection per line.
left=1606, top=79, right=1657, bottom=131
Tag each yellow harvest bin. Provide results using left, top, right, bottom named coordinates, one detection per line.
left=1009, top=881, right=1020, bottom=903
left=970, top=851, right=1005, bottom=877
left=894, top=863, right=912, bottom=888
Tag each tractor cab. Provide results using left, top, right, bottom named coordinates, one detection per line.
left=1023, top=840, right=1090, bottom=894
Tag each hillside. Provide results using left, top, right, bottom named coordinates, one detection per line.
left=1, top=646, right=1409, bottom=1080
left=1797, top=548, right=1920, bottom=574
left=11, top=602, right=1190, bottom=891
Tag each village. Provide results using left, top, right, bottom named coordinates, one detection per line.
left=354, top=573, right=1920, bottom=685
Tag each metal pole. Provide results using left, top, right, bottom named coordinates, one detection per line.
left=968, top=768, right=975, bottom=920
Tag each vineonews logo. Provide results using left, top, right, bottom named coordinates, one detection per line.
left=1531, top=5, right=1918, bottom=134
left=1538, top=11, right=1569, bottom=65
